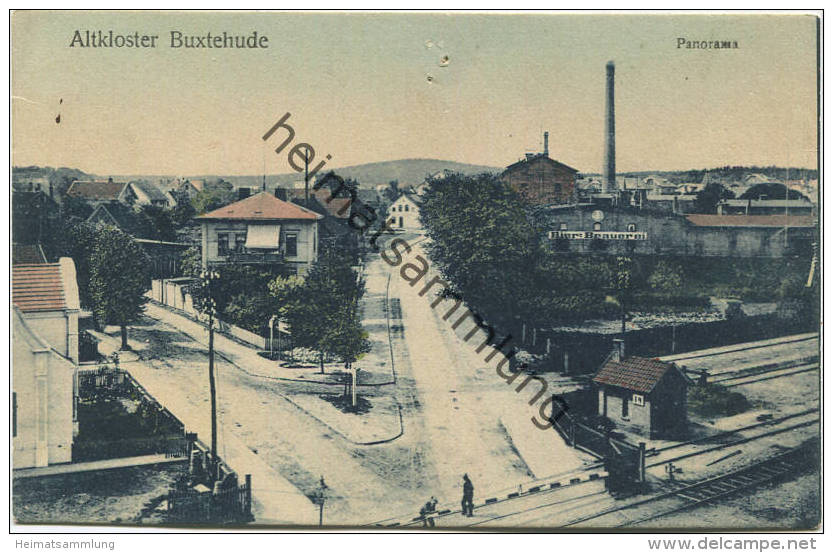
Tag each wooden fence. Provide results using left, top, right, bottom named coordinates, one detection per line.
left=550, top=397, right=645, bottom=493
left=167, top=474, right=253, bottom=524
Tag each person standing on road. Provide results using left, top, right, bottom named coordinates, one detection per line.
left=461, top=474, right=474, bottom=517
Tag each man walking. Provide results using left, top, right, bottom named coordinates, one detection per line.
left=461, top=474, right=474, bottom=517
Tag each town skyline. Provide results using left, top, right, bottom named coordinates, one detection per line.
left=12, top=12, right=818, bottom=176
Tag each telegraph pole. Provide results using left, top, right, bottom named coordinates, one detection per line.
left=200, top=270, right=220, bottom=481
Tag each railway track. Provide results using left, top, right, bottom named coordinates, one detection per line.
left=707, top=357, right=819, bottom=385
left=564, top=438, right=819, bottom=528
left=721, top=363, right=819, bottom=388
left=646, top=417, right=819, bottom=469
left=662, top=334, right=817, bottom=364
left=618, top=438, right=820, bottom=527
left=650, top=408, right=819, bottom=455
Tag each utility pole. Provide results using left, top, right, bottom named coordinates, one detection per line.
left=304, top=147, right=310, bottom=202
left=200, top=270, right=221, bottom=481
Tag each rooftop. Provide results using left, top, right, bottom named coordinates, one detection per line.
left=12, top=244, right=48, bottom=265
left=197, top=191, right=323, bottom=222
left=685, top=214, right=817, bottom=228
left=593, top=356, right=676, bottom=394
left=13, top=263, right=67, bottom=313
left=66, top=180, right=126, bottom=201
left=129, top=181, right=169, bottom=202
left=504, top=154, right=579, bottom=174
left=719, top=199, right=814, bottom=207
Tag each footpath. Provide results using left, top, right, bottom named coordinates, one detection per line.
left=94, top=332, right=319, bottom=526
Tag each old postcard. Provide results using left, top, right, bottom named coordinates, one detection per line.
left=9, top=10, right=821, bottom=534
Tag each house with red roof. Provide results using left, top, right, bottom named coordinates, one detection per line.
left=65, top=178, right=129, bottom=205
left=197, top=191, right=323, bottom=274
left=593, top=339, right=691, bottom=439
left=12, top=258, right=81, bottom=468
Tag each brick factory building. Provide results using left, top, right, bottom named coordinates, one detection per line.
left=501, top=131, right=578, bottom=206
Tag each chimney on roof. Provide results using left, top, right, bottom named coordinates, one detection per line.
left=543, top=131, right=549, bottom=157
left=612, top=338, right=625, bottom=362
left=603, top=61, right=616, bottom=194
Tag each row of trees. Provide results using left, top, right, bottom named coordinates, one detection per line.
left=418, top=173, right=689, bottom=334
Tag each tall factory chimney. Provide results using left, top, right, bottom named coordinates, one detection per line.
left=543, top=131, right=549, bottom=157
left=603, top=60, right=616, bottom=194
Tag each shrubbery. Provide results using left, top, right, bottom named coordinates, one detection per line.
left=688, top=382, right=750, bottom=417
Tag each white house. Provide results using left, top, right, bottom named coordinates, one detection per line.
left=387, top=193, right=422, bottom=230
left=12, top=258, right=81, bottom=468
left=197, top=191, right=323, bottom=275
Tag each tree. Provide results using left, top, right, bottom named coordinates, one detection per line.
left=693, top=182, right=735, bottom=214
left=419, top=172, right=545, bottom=328
left=648, top=260, right=683, bottom=292
left=139, top=205, right=178, bottom=241
left=89, top=226, right=151, bottom=349
left=191, top=180, right=236, bottom=214
left=62, top=195, right=94, bottom=221
left=281, top=250, right=365, bottom=373
left=740, top=183, right=809, bottom=202
left=171, top=199, right=197, bottom=227
left=321, top=304, right=371, bottom=409
left=49, top=221, right=98, bottom=308
left=267, top=274, right=306, bottom=313
left=179, top=246, right=202, bottom=278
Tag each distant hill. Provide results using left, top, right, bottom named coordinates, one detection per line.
left=200, top=159, right=501, bottom=190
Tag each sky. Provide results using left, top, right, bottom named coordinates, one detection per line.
left=11, top=11, right=819, bottom=176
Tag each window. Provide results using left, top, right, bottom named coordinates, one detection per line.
left=405, top=204, right=409, bottom=212
left=627, top=223, right=636, bottom=232
left=235, top=233, right=247, bottom=252
left=621, top=392, right=629, bottom=418
left=398, top=205, right=403, bottom=212
left=560, top=222, right=567, bottom=231
left=285, top=233, right=298, bottom=257
left=593, top=222, right=602, bottom=231
left=217, top=233, right=229, bottom=256
left=632, top=394, right=644, bottom=406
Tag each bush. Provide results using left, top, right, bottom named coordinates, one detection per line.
left=688, top=382, right=750, bottom=418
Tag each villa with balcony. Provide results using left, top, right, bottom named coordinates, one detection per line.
left=197, top=191, right=323, bottom=275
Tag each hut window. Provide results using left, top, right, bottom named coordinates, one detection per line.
left=632, top=394, right=644, bottom=406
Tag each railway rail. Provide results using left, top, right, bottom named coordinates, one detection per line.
left=564, top=438, right=819, bottom=528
